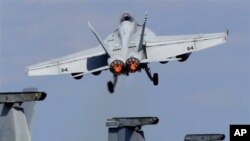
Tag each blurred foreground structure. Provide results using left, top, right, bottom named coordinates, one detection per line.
left=106, top=117, right=225, bottom=141
left=0, top=90, right=225, bottom=141
left=0, top=88, right=46, bottom=141
left=106, top=117, right=159, bottom=141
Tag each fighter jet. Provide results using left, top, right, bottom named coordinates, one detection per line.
left=27, top=12, right=228, bottom=93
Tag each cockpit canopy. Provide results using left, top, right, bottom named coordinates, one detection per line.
left=120, top=13, right=134, bottom=23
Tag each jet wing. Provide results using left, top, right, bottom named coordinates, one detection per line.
left=142, top=31, right=228, bottom=63
left=27, top=46, right=109, bottom=76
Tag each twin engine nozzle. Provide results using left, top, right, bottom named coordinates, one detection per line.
left=110, top=57, right=140, bottom=75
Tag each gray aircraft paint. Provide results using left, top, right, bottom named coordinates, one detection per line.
left=26, top=13, right=228, bottom=93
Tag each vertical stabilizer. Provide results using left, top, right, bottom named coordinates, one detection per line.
left=88, top=22, right=111, bottom=56
left=138, top=12, right=148, bottom=58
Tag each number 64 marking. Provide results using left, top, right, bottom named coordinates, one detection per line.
left=61, top=68, right=68, bottom=72
left=187, top=46, right=194, bottom=51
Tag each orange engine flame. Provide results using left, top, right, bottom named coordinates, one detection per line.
left=126, top=58, right=140, bottom=73
left=110, top=60, right=124, bottom=75
left=113, top=64, right=123, bottom=74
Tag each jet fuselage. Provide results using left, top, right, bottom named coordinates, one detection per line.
left=108, top=13, right=145, bottom=75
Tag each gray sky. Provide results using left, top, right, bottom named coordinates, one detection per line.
left=1, top=0, right=250, bottom=141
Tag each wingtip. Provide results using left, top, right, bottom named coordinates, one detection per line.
left=144, top=11, right=148, bottom=21
left=224, top=29, right=229, bottom=40
left=226, top=29, right=229, bottom=36
left=25, top=66, right=29, bottom=72
left=25, top=66, right=32, bottom=76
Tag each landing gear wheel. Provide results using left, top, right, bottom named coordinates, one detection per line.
left=107, top=81, right=114, bottom=94
left=153, top=73, right=159, bottom=86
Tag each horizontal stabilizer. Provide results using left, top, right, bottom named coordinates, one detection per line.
left=0, top=92, right=47, bottom=103
left=145, top=32, right=228, bottom=63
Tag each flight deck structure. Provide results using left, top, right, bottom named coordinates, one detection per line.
left=105, top=117, right=225, bottom=141
left=106, top=117, right=159, bottom=141
left=0, top=88, right=46, bottom=141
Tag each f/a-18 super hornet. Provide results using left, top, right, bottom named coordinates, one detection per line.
left=27, top=12, right=228, bottom=93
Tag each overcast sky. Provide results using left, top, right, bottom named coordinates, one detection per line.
left=1, top=0, right=250, bottom=141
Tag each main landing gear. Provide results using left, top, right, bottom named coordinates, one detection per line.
left=107, top=65, right=158, bottom=94
left=143, top=65, right=159, bottom=86
left=107, top=74, right=118, bottom=94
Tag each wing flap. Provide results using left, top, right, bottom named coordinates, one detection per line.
left=27, top=46, right=108, bottom=76
left=144, top=32, right=228, bottom=63
left=28, top=64, right=60, bottom=76
left=146, top=40, right=195, bottom=61
left=195, top=35, right=226, bottom=51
